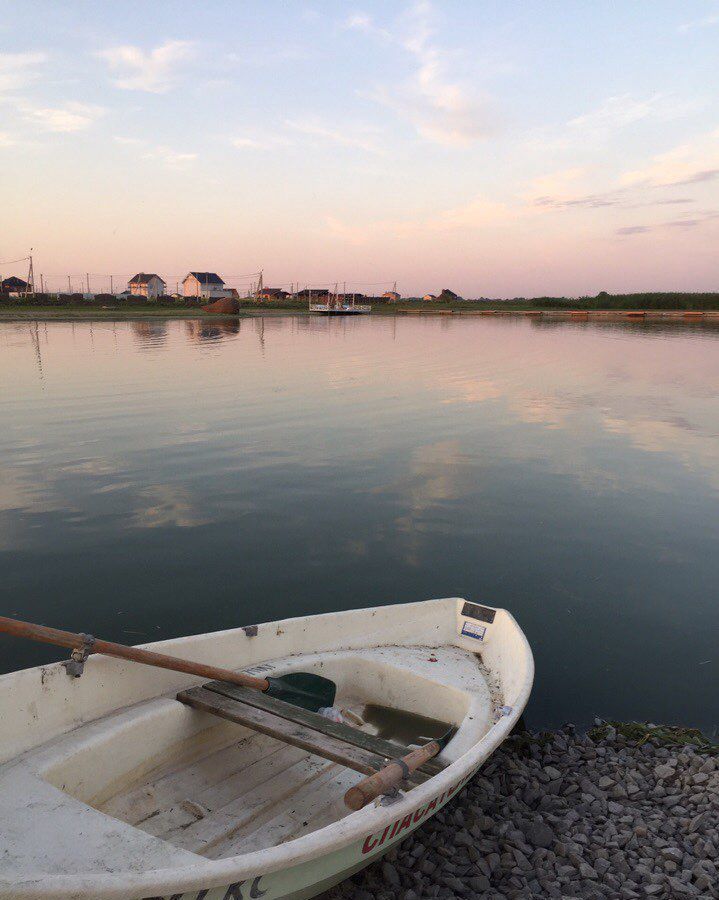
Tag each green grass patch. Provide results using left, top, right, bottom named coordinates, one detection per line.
left=589, top=720, right=718, bottom=754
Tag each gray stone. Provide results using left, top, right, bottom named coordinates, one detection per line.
left=322, top=727, right=718, bottom=900
left=380, top=862, right=400, bottom=886
left=666, top=876, right=697, bottom=895
left=659, top=846, right=682, bottom=863
left=526, top=820, right=554, bottom=848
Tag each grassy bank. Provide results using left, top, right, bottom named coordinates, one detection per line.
left=1, top=291, right=719, bottom=320
left=381, top=292, right=719, bottom=312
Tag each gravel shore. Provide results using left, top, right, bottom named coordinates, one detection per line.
left=322, top=723, right=718, bottom=900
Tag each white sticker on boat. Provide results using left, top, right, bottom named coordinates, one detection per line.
left=461, top=620, right=486, bottom=641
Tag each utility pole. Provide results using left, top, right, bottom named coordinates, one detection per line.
left=86, top=273, right=90, bottom=295
left=68, top=275, right=71, bottom=293
left=25, top=251, right=35, bottom=297
left=110, top=275, right=113, bottom=294
left=40, top=273, right=44, bottom=294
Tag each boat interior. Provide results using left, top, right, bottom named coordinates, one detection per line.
left=26, top=645, right=499, bottom=867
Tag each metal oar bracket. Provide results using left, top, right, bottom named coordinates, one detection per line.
left=63, top=633, right=96, bottom=677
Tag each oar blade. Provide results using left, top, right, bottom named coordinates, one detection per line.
left=437, top=725, right=458, bottom=750
left=265, top=672, right=336, bottom=711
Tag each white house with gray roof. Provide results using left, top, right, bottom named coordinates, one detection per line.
left=182, top=272, right=226, bottom=299
left=128, top=273, right=166, bottom=298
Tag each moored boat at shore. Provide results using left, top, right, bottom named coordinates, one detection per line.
left=309, top=302, right=371, bottom=315
left=0, top=597, right=533, bottom=900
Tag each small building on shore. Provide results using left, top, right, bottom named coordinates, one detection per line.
left=437, top=288, right=462, bottom=302
left=182, top=272, right=226, bottom=299
left=1, top=276, right=30, bottom=294
left=423, top=293, right=438, bottom=302
left=297, top=288, right=330, bottom=301
left=128, top=273, right=166, bottom=299
left=382, top=290, right=401, bottom=302
left=257, top=287, right=289, bottom=301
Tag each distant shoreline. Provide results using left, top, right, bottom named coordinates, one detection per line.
left=2, top=305, right=719, bottom=322
left=3, top=290, right=719, bottom=320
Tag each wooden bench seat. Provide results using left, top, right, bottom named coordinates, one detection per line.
left=177, top=682, right=447, bottom=787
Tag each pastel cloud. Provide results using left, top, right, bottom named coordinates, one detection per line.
left=678, top=12, right=719, bottom=32
left=325, top=193, right=516, bottom=245
left=350, top=2, right=495, bottom=146
left=616, top=210, right=719, bottom=237
left=619, top=128, right=719, bottom=187
left=114, top=136, right=196, bottom=167
left=285, top=118, right=383, bottom=154
left=97, top=40, right=196, bottom=93
left=0, top=51, right=47, bottom=92
left=568, top=93, right=696, bottom=134
left=20, top=101, right=105, bottom=132
left=142, top=145, right=197, bottom=167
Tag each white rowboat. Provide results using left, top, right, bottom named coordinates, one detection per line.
left=0, top=597, right=533, bottom=899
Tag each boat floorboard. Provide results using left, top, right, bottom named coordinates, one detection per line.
left=167, top=752, right=338, bottom=854
left=99, top=729, right=363, bottom=857
left=101, top=731, right=280, bottom=826
left=209, top=765, right=360, bottom=858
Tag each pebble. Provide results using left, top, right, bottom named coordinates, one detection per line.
left=526, top=820, right=555, bottom=848
left=321, top=724, right=719, bottom=900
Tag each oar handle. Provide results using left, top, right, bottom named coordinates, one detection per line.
left=344, top=739, right=442, bottom=810
left=0, top=615, right=270, bottom=692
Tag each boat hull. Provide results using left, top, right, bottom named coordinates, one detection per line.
left=0, top=598, right=533, bottom=900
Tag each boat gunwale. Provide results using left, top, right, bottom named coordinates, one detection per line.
left=0, top=605, right=534, bottom=900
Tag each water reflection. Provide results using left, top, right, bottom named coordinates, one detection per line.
left=131, top=320, right=169, bottom=349
left=184, top=318, right=241, bottom=343
left=0, top=316, right=717, bottom=734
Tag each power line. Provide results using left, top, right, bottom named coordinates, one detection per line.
left=0, top=255, right=31, bottom=266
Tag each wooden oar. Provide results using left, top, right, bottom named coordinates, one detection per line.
left=0, top=615, right=336, bottom=712
left=344, top=726, right=457, bottom=810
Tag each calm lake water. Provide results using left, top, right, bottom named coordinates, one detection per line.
left=1, top=315, right=717, bottom=734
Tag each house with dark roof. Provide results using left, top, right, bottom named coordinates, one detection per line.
left=1, top=276, right=29, bottom=294
left=296, top=288, right=330, bottom=301
left=182, top=272, right=226, bottom=299
left=437, top=288, right=463, bottom=302
left=257, top=287, right=289, bottom=301
left=127, top=273, right=166, bottom=299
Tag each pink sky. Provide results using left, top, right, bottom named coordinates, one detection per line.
left=1, top=2, right=718, bottom=296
